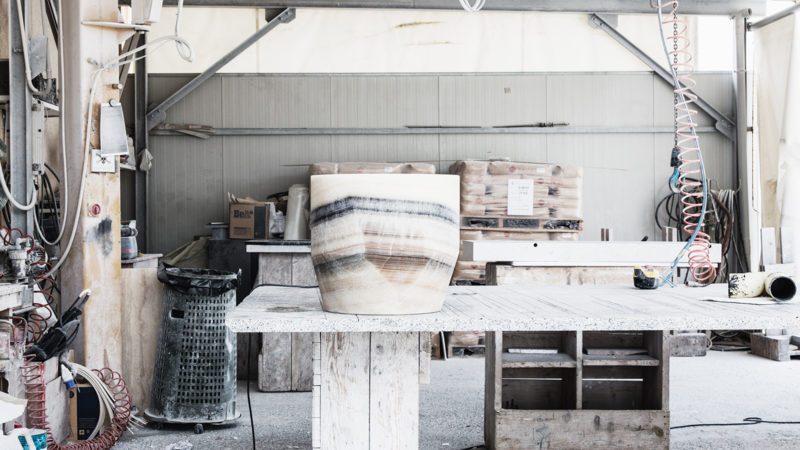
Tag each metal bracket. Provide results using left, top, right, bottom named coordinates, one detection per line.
left=146, top=8, right=296, bottom=130
left=589, top=13, right=736, bottom=141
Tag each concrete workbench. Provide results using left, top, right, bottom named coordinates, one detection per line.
left=228, top=284, right=800, bottom=449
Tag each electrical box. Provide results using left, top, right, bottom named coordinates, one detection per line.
left=31, top=102, right=45, bottom=172
left=131, top=0, right=163, bottom=24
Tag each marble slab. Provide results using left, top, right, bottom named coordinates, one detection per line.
left=228, top=283, right=800, bottom=333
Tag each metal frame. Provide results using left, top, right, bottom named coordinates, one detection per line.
left=748, top=3, right=800, bottom=30
left=135, top=32, right=149, bottom=252
left=151, top=125, right=719, bottom=137
left=589, top=13, right=736, bottom=141
left=8, top=0, right=34, bottom=233
left=145, top=8, right=296, bottom=130
left=120, top=0, right=765, bottom=16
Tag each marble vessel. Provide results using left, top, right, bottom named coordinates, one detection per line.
left=310, top=174, right=460, bottom=314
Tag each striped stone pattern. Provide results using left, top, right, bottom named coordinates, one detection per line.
left=310, top=174, right=460, bottom=314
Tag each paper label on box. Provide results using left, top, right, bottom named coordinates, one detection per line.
left=507, top=179, right=534, bottom=216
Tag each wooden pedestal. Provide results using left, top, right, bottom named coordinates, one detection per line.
left=313, top=332, right=422, bottom=450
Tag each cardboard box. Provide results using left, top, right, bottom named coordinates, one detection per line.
left=229, top=203, right=270, bottom=240
left=69, top=384, right=99, bottom=442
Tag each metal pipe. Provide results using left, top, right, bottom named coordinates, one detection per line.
left=765, top=273, right=797, bottom=302
left=150, top=125, right=720, bottom=137
left=146, top=7, right=296, bottom=130
left=728, top=272, right=797, bottom=302
left=589, top=13, right=736, bottom=141
left=748, top=4, right=800, bottom=30
left=119, top=0, right=766, bottom=16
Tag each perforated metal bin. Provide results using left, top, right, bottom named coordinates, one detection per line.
left=145, top=267, right=240, bottom=430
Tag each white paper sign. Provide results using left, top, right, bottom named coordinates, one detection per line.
left=507, top=179, right=534, bottom=216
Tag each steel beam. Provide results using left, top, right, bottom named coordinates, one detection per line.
left=8, top=0, right=34, bottom=233
left=734, top=11, right=759, bottom=272
left=589, top=13, right=736, bottom=141
left=150, top=125, right=719, bottom=136
left=134, top=32, right=148, bottom=253
left=120, top=0, right=765, bottom=16
left=146, top=7, right=296, bottom=130
left=748, top=3, right=800, bottom=30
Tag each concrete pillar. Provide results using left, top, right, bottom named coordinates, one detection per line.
left=61, top=0, right=122, bottom=369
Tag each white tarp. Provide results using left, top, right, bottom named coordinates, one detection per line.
left=755, top=13, right=799, bottom=272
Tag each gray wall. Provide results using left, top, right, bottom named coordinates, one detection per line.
left=146, top=72, right=735, bottom=253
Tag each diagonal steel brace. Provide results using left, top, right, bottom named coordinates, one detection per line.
left=589, top=13, right=736, bottom=141
left=146, top=7, right=296, bottom=130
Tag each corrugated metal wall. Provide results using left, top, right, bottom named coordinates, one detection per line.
left=147, top=72, right=734, bottom=253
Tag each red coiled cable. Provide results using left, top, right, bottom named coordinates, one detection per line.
left=653, top=0, right=717, bottom=284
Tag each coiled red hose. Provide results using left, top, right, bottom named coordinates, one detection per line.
left=4, top=229, right=133, bottom=449
left=654, top=0, right=717, bottom=284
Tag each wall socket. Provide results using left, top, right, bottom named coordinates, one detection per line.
left=91, top=150, right=116, bottom=173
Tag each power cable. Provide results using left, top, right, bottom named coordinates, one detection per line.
left=672, top=417, right=800, bottom=430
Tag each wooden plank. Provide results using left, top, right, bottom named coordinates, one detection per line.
left=780, top=227, right=796, bottom=264
left=320, top=332, right=370, bottom=449
left=750, top=332, right=792, bottom=361
left=644, top=331, right=669, bottom=410
left=501, top=352, right=577, bottom=368
left=120, top=267, right=164, bottom=410
left=762, top=227, right=778, bottom=266
left=582, top=354, right=660, bottom=366
left=291, top=253, right=318, bottom=286
left=256, top=253, right=293, bottom=285
left=419, top=332, right=431, bottom=385
left=291, top=333, right=314, bottom=391
left=484, top=331, right=502, bottom=448
left=312, top=333, right=321, bottom=450
left=259, top=332, right=292, bottom=392
left=491, top=410, right=669, bottom=449
left=669, top=333, right=709, bottom=357
left=369, top=332, right=420, bottom=450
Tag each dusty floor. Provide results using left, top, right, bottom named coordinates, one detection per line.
left=116, top=351, right=800, bottom=449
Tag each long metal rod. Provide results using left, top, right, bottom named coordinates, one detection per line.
left=748, top=4, right=800, bottom=30
left=9, top=0, right=34, bottom=233
left=151, top=125, right=719, bottom=136
left=589, top=13, right=736, bottom=141
left=134, top=32, right=149, bottom=253
left=734, top=12, right=759, bottom=272
left=120, top=0, right=766, bottom=16
left=146, top=7, right=295, bottom=130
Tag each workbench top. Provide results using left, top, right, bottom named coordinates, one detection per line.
left=227, top=284, right=800, bottom=333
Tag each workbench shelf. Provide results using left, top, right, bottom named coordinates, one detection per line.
left=485, top=330, right=669, bottom=449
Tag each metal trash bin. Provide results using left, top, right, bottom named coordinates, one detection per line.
left=145, top=266, right=241, bottom=433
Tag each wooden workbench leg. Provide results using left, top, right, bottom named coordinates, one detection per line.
left=259, top=332, right=292, bottom=391
left=316, top=332, right=420, bottom=449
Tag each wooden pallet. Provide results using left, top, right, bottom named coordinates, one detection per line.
left=460, top=215, right=582, bottom=232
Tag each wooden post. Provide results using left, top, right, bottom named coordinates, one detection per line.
left=61, top=0, right=123, bottom=369
left=315, top=332, right=420, bottom=449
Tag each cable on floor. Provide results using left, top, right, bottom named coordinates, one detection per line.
left=247, top=333, right=256, bottom=450
left=672, top=417, right=800, bottom=430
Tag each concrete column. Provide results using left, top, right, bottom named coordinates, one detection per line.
left=61, top=0, right=122, bottom=369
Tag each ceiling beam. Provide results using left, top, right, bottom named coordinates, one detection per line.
left=119, top=0, right=765, bottom=16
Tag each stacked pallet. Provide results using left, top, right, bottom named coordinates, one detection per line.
left=451, top=160, right=584, bottom=285
left=309, top=162, right=436, bottom=175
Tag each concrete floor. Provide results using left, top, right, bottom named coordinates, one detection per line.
left=116, top=351, right=800, bottom=449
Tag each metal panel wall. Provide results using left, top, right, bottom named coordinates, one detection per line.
left=147, top=72, right=734, bottom=253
